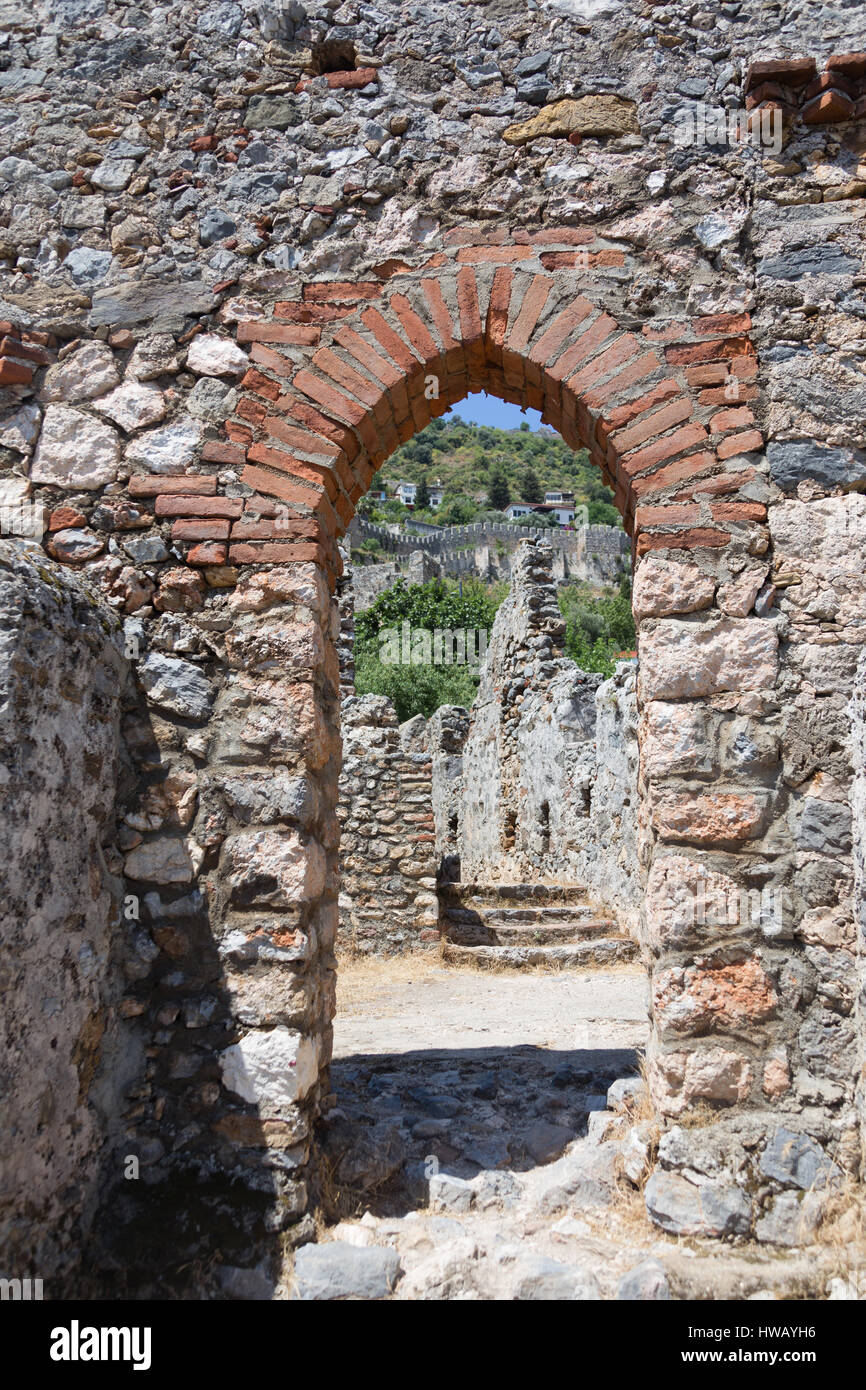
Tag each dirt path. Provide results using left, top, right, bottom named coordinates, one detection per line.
left=333, top=956, right=650, bottom=1057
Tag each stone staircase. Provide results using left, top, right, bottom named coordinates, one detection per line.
left=439, top=881, right=638, bottom=969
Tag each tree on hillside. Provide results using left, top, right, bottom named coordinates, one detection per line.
left=488, top=464, right=511, bottom=510
left=415, top=476, right=430, bottom=509
left=521, top=465, right=543, bottom=503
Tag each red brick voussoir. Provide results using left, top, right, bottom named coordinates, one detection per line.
left=211, top=232, right=764, bottom=583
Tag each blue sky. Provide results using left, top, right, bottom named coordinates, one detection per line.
left=449, top=391, right=544, bottom=431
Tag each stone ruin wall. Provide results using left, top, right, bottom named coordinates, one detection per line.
left=459, top=537, right=642, bottom=933
left=1, top=0, right=866, bottom=1286
left=338, top=693, right=439, bottom=954
left=0, top=543, right=130, bottom=1287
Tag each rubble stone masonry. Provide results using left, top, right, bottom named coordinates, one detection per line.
left=1, top=0, right=865, bottom=1286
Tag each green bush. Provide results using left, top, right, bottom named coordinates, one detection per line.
left=558, top=575, right=636, bottom=678
left=354, top=577, right=504, bottom=720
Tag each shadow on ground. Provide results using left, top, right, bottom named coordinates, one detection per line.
left=317, top=1044, right=640, bottom=1220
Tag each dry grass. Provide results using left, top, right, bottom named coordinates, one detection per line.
left=335, top=948, right=442, bottom=1012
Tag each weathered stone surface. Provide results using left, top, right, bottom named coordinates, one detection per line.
left=0, top=544, right=126, bottom=1281
left=654, top=956, right=778, bottom=1035
left=93, top=382, right=166, bottom=431
left=223, top=828, right=327, bottom=907
left=186, top=333, right=249, bottom=377
left=645, top=1170, right=751, bottom=1238
left=650, top=1046, right=753, bottom=1116
left=124, top=419, right=202, bottom=475
left=293, top=1242, right=402, bottom=1300
left=640, top=619, right=778, bottom=701
left=41, top=342, right=120, bottom=403
left=219, top=1027, right=320, bottom=1111
left=651, top=789, right=769, bottom=845
left=138, top=652, right=215, bottom=720
left=30, top=405, right=121, bottom=490
left=633, top=556, right=716, bottom=619
left=123, top=836, right=198, bottom=884
left=768, top=441, right=866, bottom=493
left=503, top=95, right=639, bottom=144
left=759, top=1127, right=841, bottom=1191
left=616, top=1259, right=672, bottom=1300
left=89, top=280, right=217, bottom=331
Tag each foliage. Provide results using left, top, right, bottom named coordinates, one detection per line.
left=487, top=462, right=511, bottom=510
left=354, top=577, right=505, bottom=721
left=558, top=575, right=636, bottom=678
left=378, top=413, right=622, bottom=530
left=520, top=464, right=543, bottom=503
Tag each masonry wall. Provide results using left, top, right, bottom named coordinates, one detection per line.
left=338, top=694, right=438, bottom=954
left=0, top=542, right=129, bottom=1290
left=459, top=537, right=641, bottom=931
left=2, top=0, right=866, bottom=1276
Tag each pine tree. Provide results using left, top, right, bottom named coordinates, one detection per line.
left=487, top=464, right=511, bottom=510
left=520, top=465, right=543, bottom=503
left=415, top=476, right=430, bottom=509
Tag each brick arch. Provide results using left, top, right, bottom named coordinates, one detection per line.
left=221, top=235, right=764, bottom=585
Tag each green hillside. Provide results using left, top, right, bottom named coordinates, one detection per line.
left=357, top=414, right=622, bottom=529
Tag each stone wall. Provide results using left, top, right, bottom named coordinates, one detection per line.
left=2, top=0, right=866, bottom=1275
left=0, top=542, right=129, bottom=1290
left=338, top=694, right=438, bottom=954
left=853, top=650, right=866, bottom=1148
left=459, top=536, right=641, bottom=931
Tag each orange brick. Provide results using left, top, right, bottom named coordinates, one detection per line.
left=261, top=415, right=341, bottom=460
left=547, top=313, right=617, bottom=383
left=187, top=543, right=227, bottom=566
left=156, top=496, right=244, bottom=519
left=360, top=305, right=421, bottom=374
left=685, top=363, right=728, bottom=387
left=506, top=274, right=553, bottom=353
left=581, top=350, right=661, bottom=413
left=628, top=451, right=718, bottom=500
left=388, top=293, right=439, bottom=365
left=293, top=368, right=367, bottom=427
left=636, top=527, right=730, bottom=555
left=528, top=296, right=595, bottom=368
left=237, top=321, right=321, bottom=346
left=485, top=265, right=514, bottom=355
left=710, top=500, right=767, bottom=523
left=621, top=422, right=709, bottom=477
left=201, top=441, right=246, bottom=465
left=610, top=397, right=694, bottom=454
left=692, top=312, right=752, bottom=335
left=710, top=406, right=755, bottom=433
left=240, top=367, right=281, bottom=400
left=716, top=429, right=763, bottom=459
left=665, top=337, right=754, bottom=366
left=456, top=245, right=531, bottom=263
left=129, top=476, right=217, bottom=497
left=634, top=502, right=701, bottom=528
left=699, top=385, right=758, bottom=406
left=302, top=280, right=381, bottom=303
left=171, top=518, right=230, bottom=540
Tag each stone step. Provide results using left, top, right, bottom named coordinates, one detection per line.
left=442, top=937, right=639, bottom=970
left=443, top=918, right=617, bottom=947
left=439, top=881, right=589, bottom=907
left=444, top=903, right=600, bottom=927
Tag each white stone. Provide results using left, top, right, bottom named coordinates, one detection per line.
left=124, top=419, right=202, bottom=474
left=124, top=836, right=198, bottom=884
left=0, top=402, right=41, bottom=453
left=30, top=404, right=121, bottom=490
left=639, top=617, right=778, bottom=701
left=219, top=1027, right=320, bottom=1113
left=126, top=334, right=181, bottom=381
left=185, top=333, right=249, bottom=377
left=90, top=158, right=137, bottom=191
left=41, top=342, right=121, bottom=404
left=93, top=381, right=165, bottom=431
